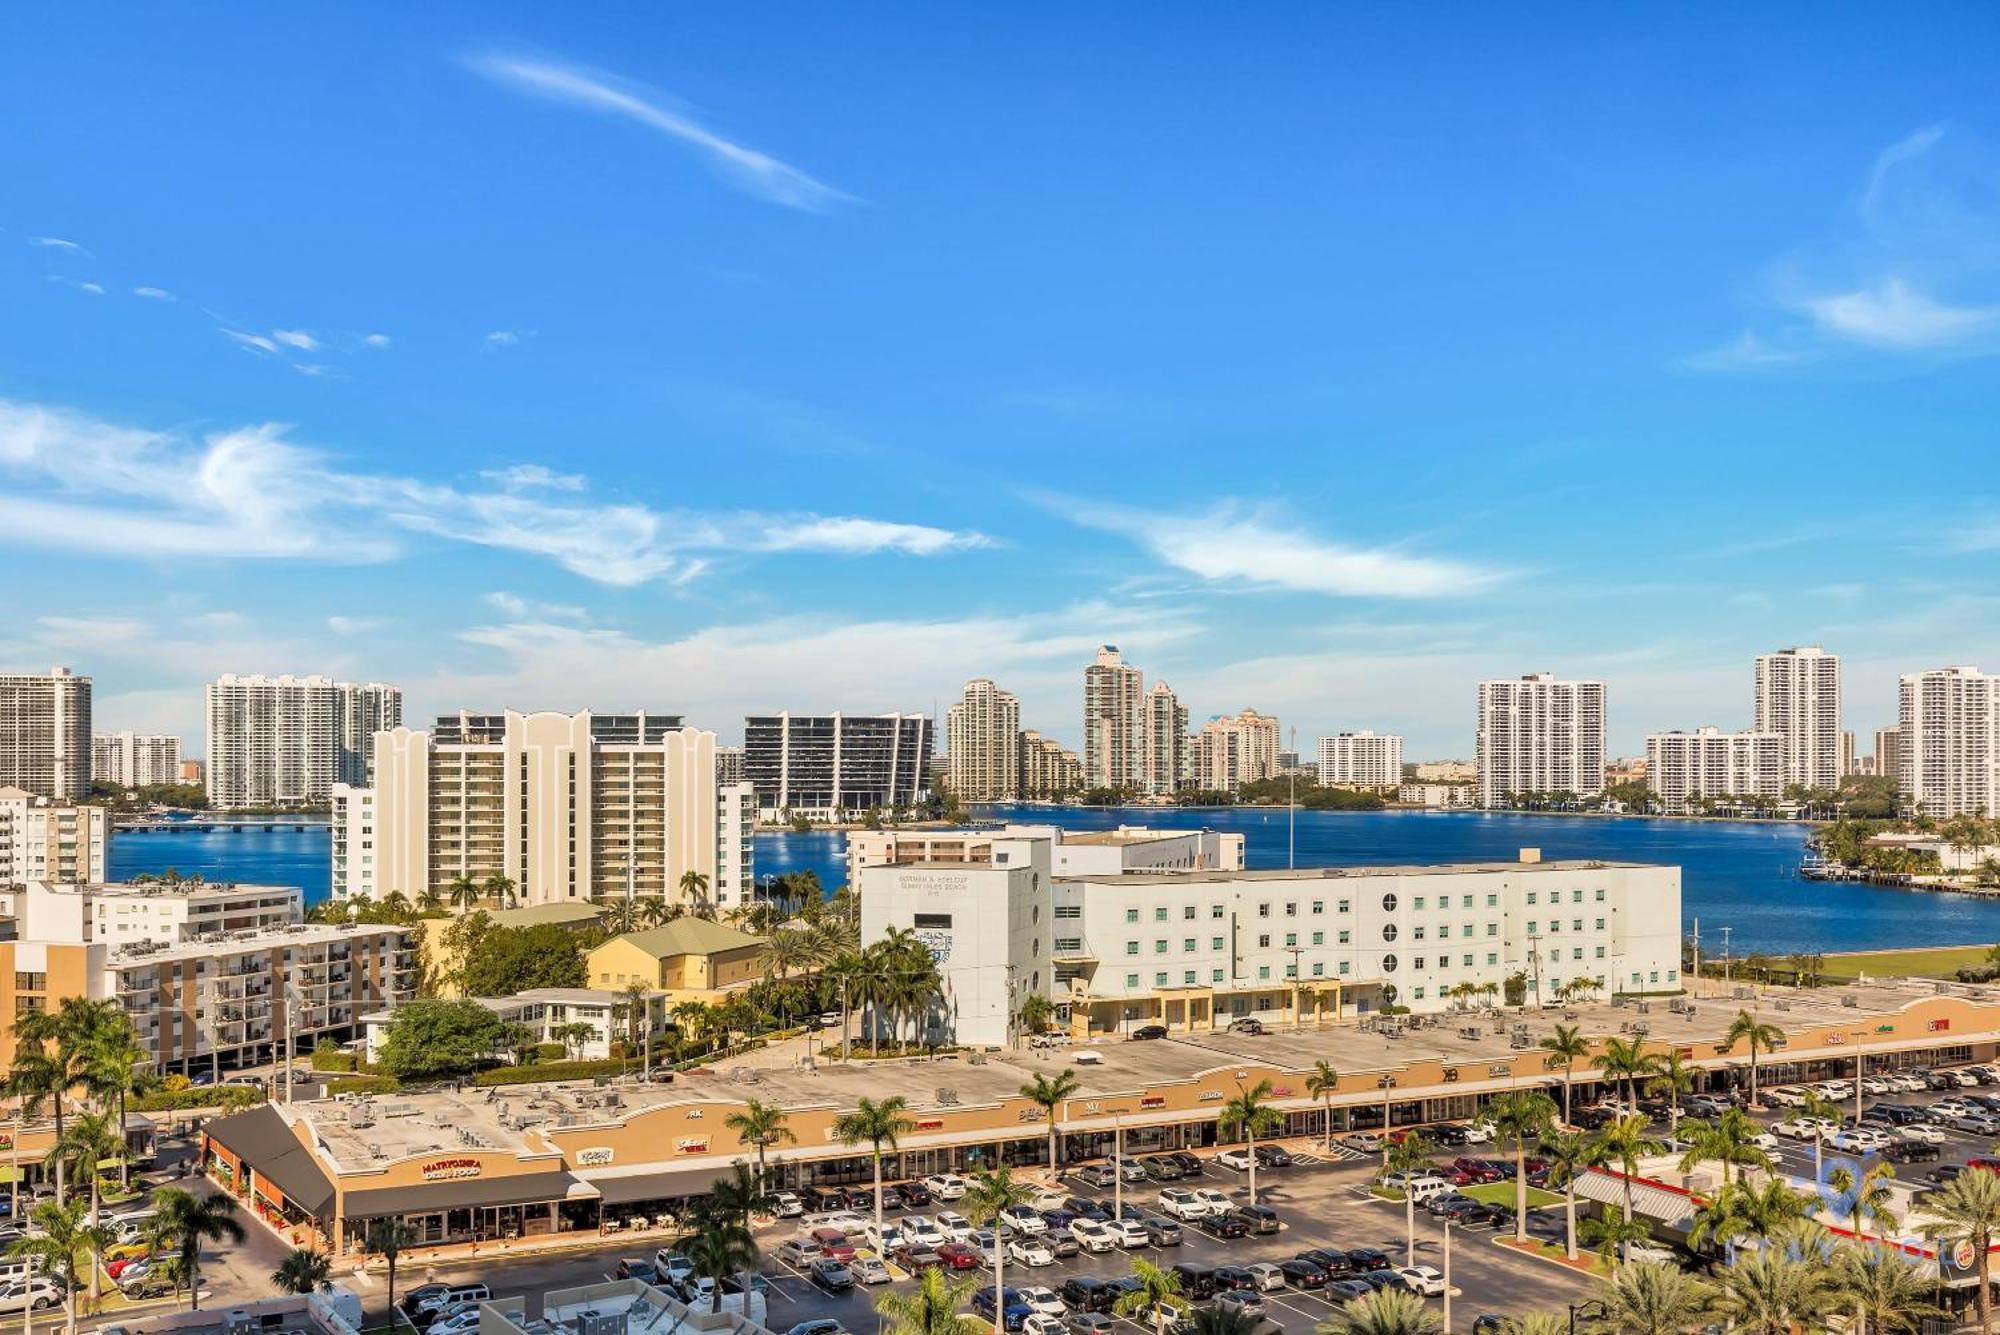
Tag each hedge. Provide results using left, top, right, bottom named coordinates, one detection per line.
left=322, top=1075, right=402, bottom=1096
left=311, top=1045, right=360, bottom=1073
left=133, top=1086, right=265, bottom=1112
left=473, top=1059, right=629, bottom=1087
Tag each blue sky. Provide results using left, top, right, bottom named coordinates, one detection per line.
left=4, top=4, right=1999, bottom=759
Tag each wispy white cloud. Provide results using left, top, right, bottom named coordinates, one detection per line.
left=75, top=281, right=105, bottom=296
left=271, top=329, right=319, bottom=351
left=292, top=364, right=331, bottom=377
left=326, top=615, right=385, bottom=636
left=1863, top=122, right=1948, bottom=221
left=484, top=330, right=520, bottom=348
left=29, top=236, right=87, bottom=255
left=483, top=591, right=589, bottom=622
left=1046, top=495, right=1500, bottom=599
left=0, top=396, right=995, bottom=587
left=1802, top=277, right=2000, bottom=349
left=132, top=286, right=176, bottom=301
left=222, top=329, right=281, bottom=355
left=362, top=333, right=391, bottom=348
left=1682, top=330, right=1807, bottom=371
left=465, top=53, right=852, bottom=212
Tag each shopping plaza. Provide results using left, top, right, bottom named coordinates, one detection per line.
left=198, top=975, right=2000, bottom=1258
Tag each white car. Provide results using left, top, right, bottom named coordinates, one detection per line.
left=1245, top=1263, right=1286, bottom=1292
left=1901, top=1124, right=1949, bottom=1145
left=850, top=1256, right=891, bottom=1285
left=1394, top=1266, right=1447, bottom=1297
left=1461, top=1122, right=1496, bottom=1144
left=1000, top=1205, right=1047, bottom=1235
left=1110, top=1219, right=1152, bottom=1248
left=1008, top=1238, right=1055, bottom=1268
left=1762, top=1088, right=1807, bottom=1109
left=1070, top=1219, right=1117, bottom=1253
left=904, top=1218, right=946, bottom=1248
left=1892, top=1073, right=1928, bottom=1093
left=1158, top=1188, right=1212, bottom=1221
left=923, top=1174, right=968, bottom=1201
left=1025, top=1187, right=1070, bottom=1212
left=1343, top=1131, right=1386, bottom=1153
left=1022, top=1318, right=1068, bottom=1335
left=1192, top=1188, right=1233, bottom=1216
left=1830, top=1129, right=1889, bottom=1153
left=1813, top=1081, right=1850, bottom=1099
left=1774, top=1118, right=1837, bottom=1141
left=1215, top=1149, right=1255, bottom=1171
left=935, top=1211, right=976, bottom=1241
left=430, top=1314, right=481, bottom=1335
left=1861, top=1076, right=1893, bottom=1095
left=1017, top=1287, right=1064, bottom=1317
left=1626, top=1243, right=1677, bottom=1267
left=771, top=1191, right=805, bottom=1218
left=1749, top=1132, right=1781, bottom=1153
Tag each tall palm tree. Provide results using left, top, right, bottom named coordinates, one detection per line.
left=271, top=1247, right=333, bottom=1294
left=1712, top=1242, right=1845, bottom=1335
left=1725, top=1011, right=1786, bottom=1107
left=479, top=871, right=516, bottom=909
left=678, top=869, right=711, bottom=910
left=361, top=1217, right=416, bottom=1324
left=724, top=1099, right=797, bottom=1188
left=1678, top=1107, right=1773, bottom=1189
left=832, top=1095, right=916, bottom=1234
left=1322, top=1286, right=1442, bottom=1335
left=8, top=1001, right=100, bottom=1206
left=874, top=1265, right=987, bottom=1335
left=963, top=1168, right=1036, bottom=1335
left=1827, top=1159, right=1897, bottom=1241
left=1487, top=1089, right=1558, bottom=1242
left=1580, top=1205, right=1654, bottom=1266
left=1593, top=1036, right=1652, bottom=1108
left=446, top=874, right=480, bottom=910
left=1922, top=1168, right=2000, bottom=1334
left=1646, top=1049, right=1696, bottom=1147
left=1689, top=1178, right=1812, bottom=1255
left=1538, top=1128, right=1600, bottom=1261
left=46, top=1109, right=120, bottom=1305
left=1598, top=1260, right=1715, bottom=1335
left=1540, top=1023, right=1591, bottom=1123
left=1020, top=1071, right=1080, bottom=1175
left=1306, top=1060, right=1340, bottom=1152
left=1595, top=1115, right=1665, bottom=1264
left=1797, top=1089, right=1843, bottom=1179
left=8, top=1200, right=108, bottom=1335
left=414, top=888, right=445, bottom=915
left=83, top=1010, right=154, bottom=1193
left=1220, top=1078, right=1284, bottom=1207
left=147, top=1187, right=247, bottom=1312
left=1837, top=1243, right=1945, bottom=1335
left=675, top=1204, right=759, bottom=1315
left=1111, top=1258, right=1187, bottom=1335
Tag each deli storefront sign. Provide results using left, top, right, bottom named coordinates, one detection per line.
left=421, top=1157, right=483, bottom=1182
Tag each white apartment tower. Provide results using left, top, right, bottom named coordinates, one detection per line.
left=1476, top=673, right=1607, bottom=808
left=1143, top=682, right=1188, bottom=796
left=205, top=675, right=403, bottom=808
left=1644, top=727, right=1785, bottom=814
left=1753, top=647, right=1843, bottom=791
left=0, top=668, right=91, bottom=800
left=1316, top=731, right=1404, bottom=787
left=1082, top=646, right=1145, bottom=791
left=947, top=679, right=1022, bottom=803
left=92, top=732, right=183, bottom=789
left=0, top=788, right=107, bottom=887
left=1899, top=667, right=2000, bottom=819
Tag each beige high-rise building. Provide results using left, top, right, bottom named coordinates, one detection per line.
left=1754, top=647, right=1843, bottom=791
left=1841, top=730, right=1859, bottom=778
left=1193, top=709, right=1281, bottom=791
left=0, top=788, right=107, bottom=888
left=92, top=732, right=183, bottom=788
left=1082, top=646, right=1145, bottom=791
left=0, top=667, right=91, bottom=800
left=1899, top=666, right=2000, bottom=819
left=1020, top=731, right=1083, bottom=799
left=1142, top=682, right=1188, bottom=796
left=1874, top=726, right=1903, bottom=792
left=350, top=711, right=755, bottom=909
left=947, top=679, right=1022, bottom=802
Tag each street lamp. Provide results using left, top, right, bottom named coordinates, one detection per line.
left=1377, top=1075, right=1398, bottom=1173
left=1568, top=1298, right=1608, bottom=1335
left=1110, top=1107, right=1131, bottom=1222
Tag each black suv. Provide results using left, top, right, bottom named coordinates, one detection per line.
left=1199, top=1212, right=1248, bottom=1239
left=1171, top=1264, right=1220, bottom=1300
left=1231, top=1204, right=1282, bottom=1235
left=1887, top=1140, right=1941, bottom=1163
left=1168, top=1152, right=1205, bottom=1176
left=1253, top=1144, right=1293, bottom=1167
left=1061, top=1277, right=1117, bottom=1314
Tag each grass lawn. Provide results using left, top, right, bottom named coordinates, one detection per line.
left=1465, top=1181, right=1561, bottom=1209
left=1499, top=1236, right=1611, bottom=1275
left=1818, top=944, right=1996, bottom=982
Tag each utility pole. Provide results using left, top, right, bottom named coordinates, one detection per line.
left=1112, top=1108, right=1128, bottom=1221
left=1287, top=726, right=1297, bottom=871
left=1721, top=926, right=1733, bottom=984
left=1442, top=1217, right=1453, bottom=1334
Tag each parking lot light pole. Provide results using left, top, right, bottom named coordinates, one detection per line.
left=1111, top=1108, right=1129, bottom=1222
left=1568, top=1298, right=1608, bottom=1335
left=1378, top=1075, right=1398, bottom=1173
left=1442, top=1217, right=1452, bottom=1335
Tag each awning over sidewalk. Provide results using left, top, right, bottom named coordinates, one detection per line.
left=344, top=1171, right=598, bottom=1219
left=204, top=1104, right=336, bottom=1220
left=1573, top=1169, right=1696, bottom=1230
left=586, top=1166, right=734, bottom=1206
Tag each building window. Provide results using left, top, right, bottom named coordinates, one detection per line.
left=1381, top=893, right=1397, bottom=912
left=1414, top=896, right=1426, bottom=910
left=1595, top=946, right=1606, bottom=958
left=1462, top=954, right=1474, bottom=967
left=1183, top=938, right=1196, bottom=952
left=1054, top=905, right=1081, bottom=919
left=1595, top=918, right=1606, bottom=931
left=1527, top=892, right=1537, bottom=905
left=1311, top=900, right=1325, bottom=915
left=1183, top=905, right=1197, bottom=920
left=1413, top=987, right=1426, bottom=1000
left=1486, top=894, right=1498, bottom=907
left=1258, top=903, right=1271, bottom=918
left=1311, top=931, right=1324, bottom=946
left=1338, top=899, right=1351, bottom=914
left=1126, top=973, right=1140, bottom=988
left=1285, top=963, right=1298, bottom=978
left=1438, top=924, right=1450, bottom=938
left=1154, top=940, right=1168, bottom=954
left=1284, top=933, right=1297, bottom=947
left=1257, top=934, right=1271, bottom=949
left=1595, top=889, right=1606, bottom=902
left=1126, top=941, right=1140, bottom=956
left=1154, top=907, right=1169, bottom=922
left=1414, top=957, right=1426, bottom=970
left=1211, top=969, right=1224, bottom=983
left=1487, top=952, right=1498, bottom=966
left=1156, top=972, right=1169, bottom=987
left=1338, top=930, right=1351, bottom=944
left=1413, top=926, right=1427, bottom=940
left=1339, top=961, right=1351, bottom=975
left=914, top=913, right=952, bottom=929
left=1211, top=904, right=1225, bottom=919
left=1573, top=948, right=1584, bottom=961
left=1527, top=921, right=1537, bottom=935
left=1312, top=962, right=1325, bottom=977
left=1381, top=954, right=1398, bottom=972
left=1183, top=970, right=1197, bottom=985
left=1572, top=890, right=1584, bottom=903
left=1257, top=965, right=1271, bottom=980
left=1211, top=936, right=1225, bottom=950
left=1125, top=908, right=1140, bottom=923
left=1381, top=923, right=1399, bottom=942
left=1461, top=894, right=1473, bottom=908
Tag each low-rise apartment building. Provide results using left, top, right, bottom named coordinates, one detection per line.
left=1396, top=783, right=1477, bottom=809
left=91, top=732, right=183, bottom=788
left=845, top=822, right=1244, bottom=887
left=1316, top=731, right=1403, bottom=787
left=585, top=919, right=765, bottom=1000
left=1645, top=727, right=1784, bottom=813
left=0, top=788, right=107, bottom=887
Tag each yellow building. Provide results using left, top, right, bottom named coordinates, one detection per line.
left=419, top=902, right=606, bottom=998
left=586, top=919, right=764, bottom=1000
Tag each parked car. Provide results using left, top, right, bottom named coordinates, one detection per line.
left=1277, top=1259, right=1327, bottom=1290
left=1345, top=1247, right=1392, bottom=1271
left=1168, top=1152, right=1205, bottom=1175
left=923, top=1174, right=970, bottom=1200
left=1232, top=1204, right=1282, bottom=1234
left=900, top=1182, right=934, bottom=1208
left=1244, top=1263, right=1286, bottom=1292
left=1110, top=1218, right=1152, bottom=1249
left=1296, top=1248, right=1354, bottom=1277
left=1343, top=1131, right=1385, bottom=1153
left=614, top=1259, right=659, bottom=1284
left=1215, top=1148, right=1255, bottom=1172
left=785, top=1322, right=848, bottom=1335
left=1141, top=1155, right=1186, bottom=1182
left=1009, top=1238, right=1056, bottom=1268
left=1071, top=1163, right=1119, bottom=1189
left=936, top=1241, right=983, bottom=1271
left=1253, top=1144, right=1293, bottom=1167
left=972, top=1288, right=1034, bottom=1332
left=1068, top=1219, right=1117, bottom=1253
left=1158, top=1189, right=1211, bottom=1221
left=1429, top=1124, right=1470, bottom=1147
left=1450, top=1157, right=1504, bottom=1184
left=1170, top=1264, right=1220, bottom=1300
left=1023, top=1318, right=1067, bottom=1335
left=1131, top=1025, right=1169, bottom=1041
left=851, top=1256, right=891, bottom=1285
left=1199, top=1212, right=1248, bottom=1239
left=808, top=1259, right=855, bottom=1292
left=1067, top=1317, right=1117, bottom=1335
left=1139, top=1215, right=1183, bottom=1246
left=1394, top=1266, right=1447, bottom=1297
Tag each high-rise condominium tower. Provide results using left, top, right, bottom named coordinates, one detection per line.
left=742, top=712, right=933, bottom=819
left=1899, top=666, right=2000, bottom=819
left=1019, top=730, right=1083, bottom=798
left=1874, top=726, right=1903, bottom=791
left=1644, top=727, right=1784, bottom=814
left=1475, top=673, right=1607, bottom=808
left=1142, top=682, right=1188, bottom=795
left=205, top=674, right=403, bottom=808
left=1193, top=709, right=1282, bottom=790
left=947, top=679, right=1022, bottom=802
left=1316, top=731, right=1404, bottom=787
left=0, top=667, right=91, bottom=800
left=1753, top=646, right=1843, bottom=791
left=1082, top=646, right=1145, bottom=790
left=92, top=732, right=182, bottom=788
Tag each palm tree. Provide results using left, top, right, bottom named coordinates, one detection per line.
left=874, top=1265, right=987, bottom=1335
left=479, top=871, right=516, bottom=909
left=1923, top=1168, right=2000, bottom=1334
left=1593, top=1036, right=1652, bottom=1108
left=1538, top=1128, right=1600, bottom=1261
left=678, top=869, right=711, bottom=910
left=45, top=1109, right=120, bottom=1305
left=724, top=1098, right=797, bottom=1188
left=1688, top=1179, right=1812, bottom=1254
left=1020, top=1071, right=1080, bottom=1175
left=1017, top=994, right=1056, bottom=1037
left=1646, top=1049, right=1696, bottom=1147
left=415, top=888, right=445, bottom=914
left=82, top=1007, right=152, bottom=1192
left=675, top=1205, right=758, bottom=1315
left=1725, top=1011, right=1786, bottom=1107
left=1595, top=1115, right=1664, bottom=1264
left=9, top=1200, right=108, bottom=1335
left=1827, top=1159, right=1898, bottom=1241
left=1580, top=1205, right=1654, bottom=1266
left=1306, top=1060, right=1340, bottom=1151
left=147, top=1187, right=247, bottom=1312
left=1797, top=1089, right=1844, bottom=1179
left=1712, top=1242, right=1845, bottom=1335
left=1487, top=1089, right=1557, bottom=1242
left=1598, top=1260, right=1715, bottom=1335
left=1220, top=1078, right=1284, bottom=1207
left=8, top=1001, right=99, bottom=1206
left=1112, top=1257, right=1187, bottom=1335
left=1678, top=1107, right=1773, bottom=1189
left=963, top=1168, right=1036, bottom=1335
left=1187, top=1306, right=1264, bottom=1335
left=1540, top=1023, right=1591, bottom=1123
left=362, top=1217, right=417, bottom=1323
left=833, top=1095, right=916, bottom=1234
left=271, top=1247, right=333, bottom=1294
left=1321, top=1286, right=1442, bottom=1335
left=1837, top=1243, right=1945, bottom=1335
left=1499, top=1317, right=1567, bottom=1335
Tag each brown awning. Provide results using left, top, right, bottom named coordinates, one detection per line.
left=204, top=1105, right=335, bottom=1220
left=588, top=1167, right=734, bottom=1206
left=344, top=1170, right=598, bottom=1219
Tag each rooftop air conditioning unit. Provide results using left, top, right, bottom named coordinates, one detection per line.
left=1841, top=994, right=1859, bottom=1007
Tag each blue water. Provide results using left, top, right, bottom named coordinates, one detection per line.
left=106, top=806, right=2000, bottom=955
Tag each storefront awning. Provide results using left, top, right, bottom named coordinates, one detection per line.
left=344, top=1170, right=598, bottom=1219
left=1573, top=1169, right=1696, bottom=1230
left=203, top=1105, right=336, bottom=1220
left=586, top=1167, right=734, bottom=1207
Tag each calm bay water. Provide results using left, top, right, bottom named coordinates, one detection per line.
left=108, top=806, right=2000, bottom=955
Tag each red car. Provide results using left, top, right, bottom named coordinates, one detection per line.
left=105, top=1255, right=152, bottom=1279
left=1967, top=1157, right=2000, bottom=1175
left=808, top=1228, right=857, bottom=1263
left=1451, top=1158, right=1503, bottom=1184
left=937, top=1242, right=982, bottom=1271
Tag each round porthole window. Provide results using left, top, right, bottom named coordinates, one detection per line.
left=1382, top=984, right=1399, bottom=1005
left=1381, top=893, right=1398, bottom=913
left=1381, top=954, right=1399, bottom=973
left=1381, top=923, right=1399, bottom=942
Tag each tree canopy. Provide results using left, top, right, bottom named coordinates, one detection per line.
left=377, top=999, right=507, bottom=1079
left=440, top=914, right=592, bottom=996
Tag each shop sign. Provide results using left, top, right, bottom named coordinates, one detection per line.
left=1487, top=1064, right=1512, bottom=1078
left=1441, top=1068, right=1459, bottom=1083
left=421, top=1157, right=481, bottom=1181
left=1930, top=1019, right=1953, bottom=1033
left=1271, top=1087, right=1294, bottom=1098
left=916, top=1119, right=946, bottom=1131
left=0, top=1134, right=12, bottom=1151
left=677, top=1138, right=710, bottom=1155
left=1198, top=1092, right=1223, bottom=1103
left=685, top=1109, right=705, bottom=1119
left=1542, top=1056, right=1565, bottom=1070
left=1081, top=1101, right=1103, bottom=1115
left=1875, top=1024, right=1897, bottom=1034
left=1954, top=1240, right=1978, bottom=1270
left=1139, top=1096, right=1166, bottom=1110
left=1018, top=1108, right=1046, bottom=1123
left=1826, top=1034, right=1847, bottom=1045
left=577, top=1148, right=614, bottom=1167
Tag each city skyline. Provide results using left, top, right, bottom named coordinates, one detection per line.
left=5, top=9, right=2000, bottom=756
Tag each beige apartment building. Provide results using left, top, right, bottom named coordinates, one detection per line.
left=352, top=711, right=755, bottom=909
left=1192, top=708, right=1281, bottom=790
left=0, top=788, right=107, bottom=887
left=946, top=679, right=1021, bottom=802
left=1019, top=731, right=1082, bottom=799
left=1143, top=682, right=1188, bottom=796
left=1082, top=646, right=1145, bottom=790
